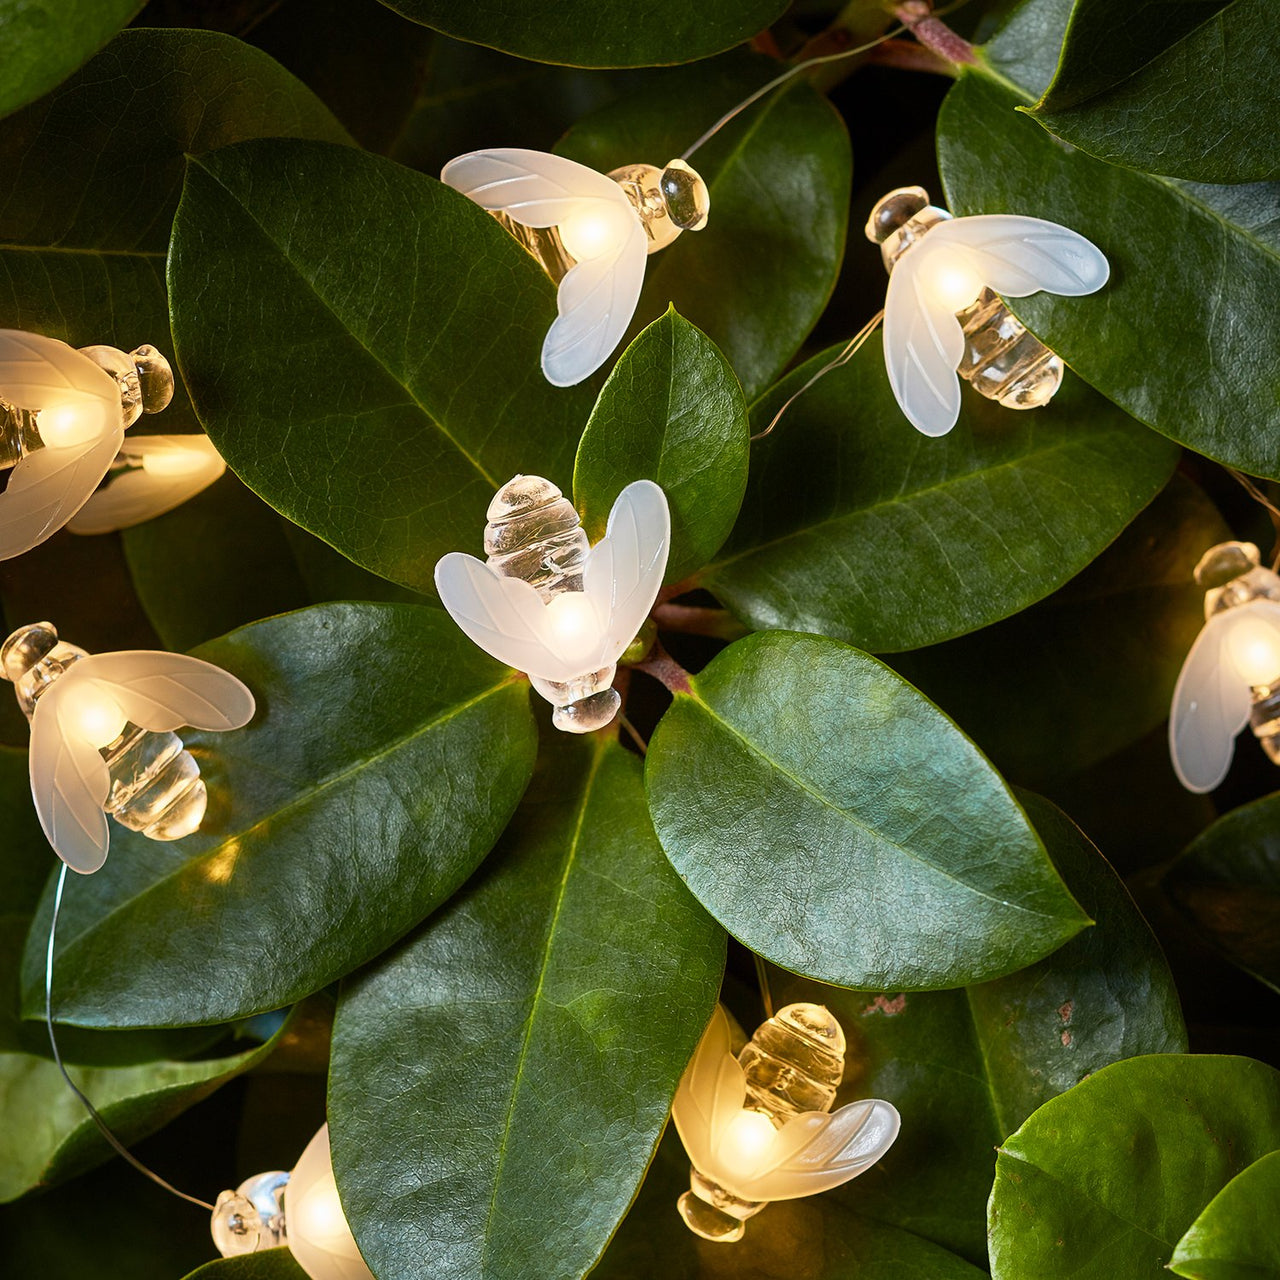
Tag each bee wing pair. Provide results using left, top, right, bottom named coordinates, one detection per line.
left=1169, top=599, right=1280, bottom=793
left=441, top=148, right=648, bottom=388
left=434, top=480, right=669, bottom=682
left=673, top=1005, right=900, bottom=1203
left=31, top=653, right=255, bottom=873
left=884, top=216, right=1109, bottom=437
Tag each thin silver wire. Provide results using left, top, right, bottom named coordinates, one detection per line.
left=751, top=309, right=885, bottom=441
left=1227, top=469, right=1280, bottom=570
left=45, top=862, right=216, bottom=1212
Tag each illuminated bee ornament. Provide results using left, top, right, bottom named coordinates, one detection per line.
left=0, top=330, right=182, bottom=556
left=211, top=1125, right=373, bottom=1280
left=441, top=149, right=710, bottom=386
left=672, top=1003, right=899, bottom=1243
left=1170, top=541, right=1280, bottom=792
left=435, top=475, right=669, bottom=733
left=1, top=621, right=255, bottom=872
left=865, top=186, right=1109, bottom=436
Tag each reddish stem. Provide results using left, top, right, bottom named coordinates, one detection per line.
left=634, top=641, right=693, bottom=697
left=651, top=602, right=748, bottom=642
left=894, top=1, right=976, bottom=65
left=864, top=36, right=958, bottom=76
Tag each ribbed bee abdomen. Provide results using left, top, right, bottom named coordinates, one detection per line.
left=957, top=289, right=1064, bottom=411
left=484, top=474, right=590, bottom=599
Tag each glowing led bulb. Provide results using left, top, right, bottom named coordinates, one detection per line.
left=211, top=1126, right=374, bottom=1280
left=0, top=621, right=255, bottom=873
left=435, top=474, right=669, bottom=734
left=864, top=185, right=1109, bottom=437
left=441, top=149, right=710, bottom=386
left=0, top=331, right=176, bottom=558
left=672, top=1003, right=900, bottom=1243
left=1170, top=541, right=1280, bottom=791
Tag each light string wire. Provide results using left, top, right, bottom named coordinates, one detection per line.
left=1228, top=468, right=1280, bottom=570
left=45, top=862, right=216, bottom=1212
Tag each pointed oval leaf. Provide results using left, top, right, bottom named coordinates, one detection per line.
left=937, top=0, right=1280, bottom=478
left=700, top=343, right=1176, bottom=652
left=1170, top=1149, right=1280, bottom=1279
left=574, top=309, right=749, bottom=583
left=645, top=631, right=1090, bottom=989
left=169, top=137, right=593, bottom=592
left=20, top=603, right=536, bottom=1027
left=184, top=1251, right=306, bottom=1280
left=989, top=1054, right=1280, bottom=1279
left=374, top=0, right=787, bottom=68
left=330, top=732, right=725, bottom=1280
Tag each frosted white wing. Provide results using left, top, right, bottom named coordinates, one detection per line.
left=0, top=330, right=119, bottom=413
left=29, top=680, right=112, bottom=873
left=721, top=1099, right=901, bottom=1202
left=67, top=435, right=226, bottom=535
left=74, top=652, right=256, bottom=733
left=583, top=480, right=669, bottom=664
left=672, top=1006, right=748, bottom=1179
left=434, top=553, right=595, bottom=683
left=883, top=252, right=966, bottom=437
left=543, top=219, right=647, bottom=387
left=929, top=215, right=1110, bottom=298
left=1169, top=602, right=1280, bottom=792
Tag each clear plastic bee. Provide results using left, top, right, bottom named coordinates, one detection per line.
left=434, top=475, right=669, bottom=734
left=0, top=330, right=180, bottom=557
left=672, top=1003, right=900, bottom=1243
left=1, top=620, right=255, bottom=873
left=865, top=186, right=1110, bottom=437
left=211, top=1124, right=373, bottom=1280
left=441, top=149, right=710, bottom=387
left=1170, top=540, right=1280, bottom=792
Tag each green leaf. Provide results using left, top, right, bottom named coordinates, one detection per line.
left=558, top=54, right=851, bottom=400
left=1170, top=1149, right=1280, bottom=1279
left=700, top=343, right=1176, bottom=652
left=593, top=1129, right=988, bottom=1279
left=1029, top=0, right=1278, bottom=183
left=0, top=27, right=350, bottom=431
left=1163, top=790, right=1280, bottom=992
left=183, top=1250, right=307, bottom=1280
left=0, top=0, right=142, bottom=118
left=937, top=1, right=1280, bottom=478
left=169, top=137, right=593, bottom=593
left=280, top=523, right=432, bottom=606
left=330, top=731, right=725, bottom=1280
left=20, top=603, right=537, bottom=1027
left=373, top=0, right=787, bottom=68
left=645, top=631, right=1090, bottom=990
left=0, top=1014, right=288, bottom=1201
left=893, top=475, right=1229, bottom=783
left=574, top=309, right=749, bottom=583
left=989, top=1054, right=1280, bottom=1279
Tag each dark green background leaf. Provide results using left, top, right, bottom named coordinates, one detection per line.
left=701, top=344, right=1176, bottom=652
left=373, top=0, right=787, bottom=68
left=1170, top=1148, right=1280, bottom=1279
left=646, top=631, right=1089, bottom=990
left=331, top=732, right=724, bottom=1280
left=169, top=137, right=593, bottom=592
left=574, top=309, right=749, bottom=583
left=21, top=603, right=536, bottom=1027
left=184, top=1250, right=307, bottom=1280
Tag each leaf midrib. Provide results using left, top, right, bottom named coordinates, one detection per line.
left=0, top=242, right=166, bottom=259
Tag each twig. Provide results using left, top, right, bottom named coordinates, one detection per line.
left=864, top=36, right=959, bottom=76
left=894, top=0, right=976, bottom=65
left=618, top=713, right=648, bottom=756
left=651, top=603, right=748, bottom=641
left=634, top=640, right=693, bottom=696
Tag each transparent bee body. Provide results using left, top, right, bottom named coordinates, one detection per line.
left=866, top=186, right=1064, bottom=412
left=1, top=621, right=207, bottom=841
left=211, top=1170, right=290, bottom=1257
left=678, top=1003, right=847, bottom=1243
left=484, top=475, right=621, bottom=733
left=0, top=342, right=174, bottom=472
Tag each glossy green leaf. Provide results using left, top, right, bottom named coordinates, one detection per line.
left=1163, top=790, right=1280, bottom=992
left=593, top=1130, right=988, bottom=1279
left=331, top=731, right=725, bottom=1280
left=169, top=137, right=593, bottom=592
left=280, top=523, right=432, bottom=606
left=1030, top=0, right=1278, bottom=183
left=574, top=309, right=749, bottom=583
left=0, top=27, right=350, bottom=430
left=893, top=475, right=1228, bottom=783
left=558, top=55, right=851, bottom=400
left=184, top=1250, right=307, bottom=1280
left=374, top=0, right=786, bottom=68
left=645, top=631, right=1090, bottom=990
left=20, top=603, right=537, bottom=1027
left=989, top=1054, right=1280, bottom=1278
left=1170, top=1149, right=1280, bottom=1279
left=0, top=0, right=141, bottom=118
left=938, top=0, right=1280, bottom=478
left=700, top=342, right=1176, bottom=652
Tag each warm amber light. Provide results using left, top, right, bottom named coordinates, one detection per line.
left=921, top=253, right=984, bottom=312
left=559, top=210, right=618, bottom=261
left=61, top=680, right=128, bottom=749
left=40, top=404, right=99, bottom=449
left=141, top=448, right=207, bottom=477
left=543, top=592, right=597, bottom=647
left=717, top=1110, right=777, bottom=1174
left=1229, top=617, right=1280, bottom=686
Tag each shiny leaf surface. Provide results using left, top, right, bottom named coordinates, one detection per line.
left=184, top=1251, right=306, bottom=1280
left=1170, top=1149, right=1280, bottom=1279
